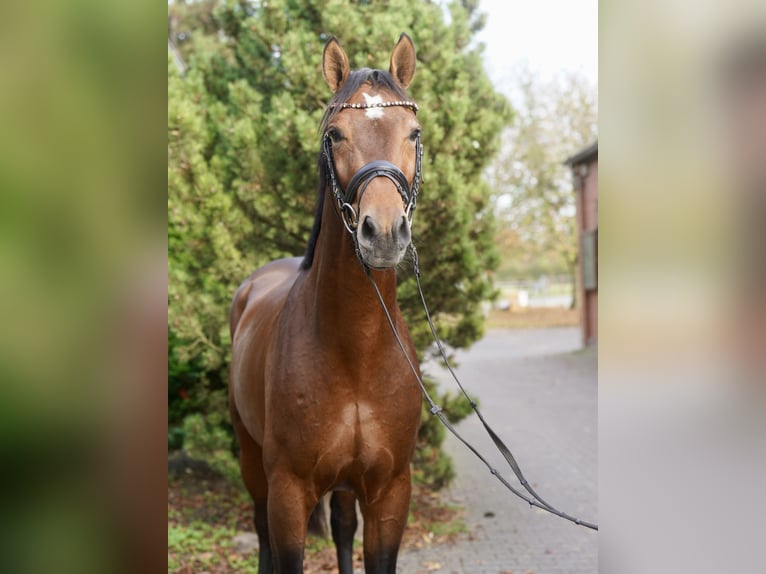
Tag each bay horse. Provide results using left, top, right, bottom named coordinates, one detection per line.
left=229, top=34, right=423, bottom=573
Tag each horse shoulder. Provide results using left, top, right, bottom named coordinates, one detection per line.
left=230, top=257, right=303, bottom=341
left=230, top=257, right=303, bottom=443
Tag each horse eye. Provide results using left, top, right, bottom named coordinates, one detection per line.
left=327, top=127, right=344, bottom=143
left=409, top=128, right=421, bottom=142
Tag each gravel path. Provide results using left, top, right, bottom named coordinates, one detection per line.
left=398, top=327, right=598, bottom=574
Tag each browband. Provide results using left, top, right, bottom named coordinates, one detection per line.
left=328, top=100, right=419, bottom=114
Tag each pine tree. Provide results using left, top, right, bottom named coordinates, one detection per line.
left=168, top=0, right=511, bottom=487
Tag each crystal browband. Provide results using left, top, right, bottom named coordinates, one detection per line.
left=328, top=100, right=419, bottom=113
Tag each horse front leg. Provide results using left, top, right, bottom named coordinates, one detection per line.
left=266, top=472, right=315, bottom=574
left=360, top=470, right=412, bottom=574
left=232, top=410, right=274, bottom=573
left=331, top=490, right=358, bottom=574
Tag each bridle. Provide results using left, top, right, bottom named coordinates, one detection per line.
left=322, top=99, right=423, bottom=235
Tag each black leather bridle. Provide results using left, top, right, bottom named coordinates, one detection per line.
left=322, top=100, right=423, bottom=234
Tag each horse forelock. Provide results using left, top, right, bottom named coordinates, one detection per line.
left=319, top=68, right=410, bottom=132
left=301, top=68, right=411, bottom=270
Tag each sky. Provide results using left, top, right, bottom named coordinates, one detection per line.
left=475, top=0, right=598, bottom=99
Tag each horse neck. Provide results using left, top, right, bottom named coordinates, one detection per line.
left=305, top=193, right=400, bottom=351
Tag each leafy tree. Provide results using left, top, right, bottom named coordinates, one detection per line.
left=168, top=0, right=511, bottom=488
left=488, top=66, right=597, bottom=300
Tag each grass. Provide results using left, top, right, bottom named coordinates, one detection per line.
left=486, top=307, right=579, bottom=330
left=425, top=515, right=468, bottom=538
left=168, top=520, right=255, bottom=573
left=168, top=454, right=469, bottom=573
left=495, top=281, right=574, bottom=301
left=168, top=463, right=257, bottom=574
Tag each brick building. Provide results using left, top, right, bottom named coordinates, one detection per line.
left=565, top=141, right=598, bottom=346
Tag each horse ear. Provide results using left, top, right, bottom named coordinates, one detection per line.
left=322, top=37, right=350, bottom=93
left=389, top=33, right=416, bottom=89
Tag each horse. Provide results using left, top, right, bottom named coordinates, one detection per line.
left=229, top=34, right=424, bottom=573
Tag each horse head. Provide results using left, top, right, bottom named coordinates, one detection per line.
left=321, top=34, right=422, bottom=269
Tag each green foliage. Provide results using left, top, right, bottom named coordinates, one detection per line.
left=181, top=413, right=243, bottom=485
left=168, top=0, right=510, bottom=488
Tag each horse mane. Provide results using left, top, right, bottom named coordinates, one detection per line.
left=300, top=68, right=411, bottom=270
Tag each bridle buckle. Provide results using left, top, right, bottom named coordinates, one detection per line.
left=340, top=202, right=358, bottom=233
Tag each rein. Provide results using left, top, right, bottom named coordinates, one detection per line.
left=322, top=98, right=598, bottom=531
left=364, top=250, right=598, bottom=531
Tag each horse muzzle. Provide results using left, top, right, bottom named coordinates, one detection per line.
left=341, top=159, right=414, bottom=269
left=356, top=206, right=411, bottom=268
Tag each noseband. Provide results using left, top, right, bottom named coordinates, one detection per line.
left=322, top=100, right=423, bottom=234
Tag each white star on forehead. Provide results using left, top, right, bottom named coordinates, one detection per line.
left=362, top=93, right=385, bottom=119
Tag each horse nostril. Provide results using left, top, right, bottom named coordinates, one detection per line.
left=360, top=216, right=377, bottom=240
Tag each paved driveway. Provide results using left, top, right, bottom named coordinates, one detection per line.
left=399, top=327, right=598, bottom=574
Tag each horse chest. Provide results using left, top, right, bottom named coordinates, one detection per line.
left=266, top=307, right=422, bottom=490
left=312, top=400, right=415, bottom=490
